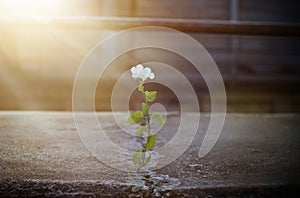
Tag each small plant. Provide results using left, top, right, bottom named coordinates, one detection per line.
left=128, top=64, right=165, bottom=167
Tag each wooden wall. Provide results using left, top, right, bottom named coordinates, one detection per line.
left=0, top=0, right=299, bottom=112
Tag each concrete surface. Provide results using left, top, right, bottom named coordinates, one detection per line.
left=0, top=111, right=299, bottom=197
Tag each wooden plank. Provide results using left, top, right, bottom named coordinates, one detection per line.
left=1, top=16, right=300, bottom=36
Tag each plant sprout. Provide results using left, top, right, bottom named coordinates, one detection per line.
left=128, top=64, right=165, bottom=167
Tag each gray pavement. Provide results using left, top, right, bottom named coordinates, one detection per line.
left=0, top=112, right=299, bottom=197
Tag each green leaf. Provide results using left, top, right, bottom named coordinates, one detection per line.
left=138, top=84, right=144, bottom=92
left=146, top=135, right=156, bottom=150
left=145, top=154, right=152, bottom=164
left=145, top=91, right=157, bottom=103
left=142, top=103, right=149, bottom=115
left=132, top=150, right=143, bottom=164
left=152, top=113, right=165, bottom=125
left=127, top=111, right=144, bottom=124
left=136, top=126, right=146, bottom=136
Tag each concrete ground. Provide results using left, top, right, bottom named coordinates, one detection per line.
left=0, top=112, right=299, bottom=197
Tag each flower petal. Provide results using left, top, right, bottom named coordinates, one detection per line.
left=130, top=64, right=155, bottom=81
left=132, top=73, right=137, bottom=78
left=136, top=64, right=144, bottom=72
left=144, top=67, right=151, bottom=74
left=139, top=74, right=146, bottom=80
left=130, top=66, right=136, bottom=74
left=149, top=72, right=155, bottom=79
left=141, top=70, right=148, bottom=78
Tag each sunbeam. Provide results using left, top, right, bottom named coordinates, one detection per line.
left=0, top=0, right=65, bottom=16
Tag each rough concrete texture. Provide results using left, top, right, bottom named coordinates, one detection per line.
left=0, top=112, right=299, bottom=197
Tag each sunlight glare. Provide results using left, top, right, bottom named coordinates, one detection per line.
left=0, top=0, right=64, bottom=16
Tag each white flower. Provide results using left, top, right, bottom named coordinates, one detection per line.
left=130, top=64, right=155, bottom=81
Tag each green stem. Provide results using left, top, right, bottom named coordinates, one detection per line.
left=146, top=110, right=151, bottom=140
left=141, top=149, right=146, bottom=167
left=138, top=81, right=151, bottom=166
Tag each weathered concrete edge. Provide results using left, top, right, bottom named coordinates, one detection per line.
left=0, top=179, right=298, bottom=197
